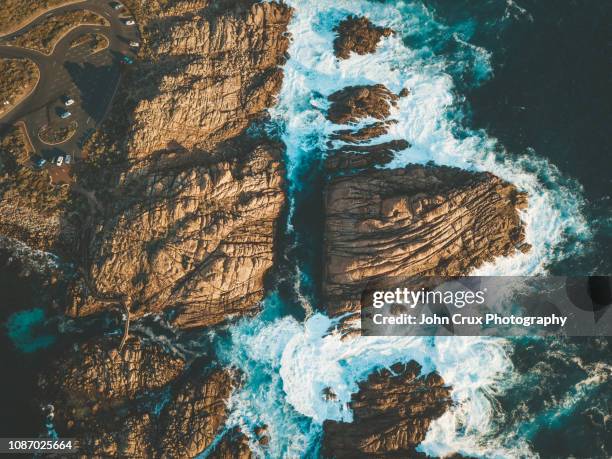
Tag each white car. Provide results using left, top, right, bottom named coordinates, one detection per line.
left=56, top=156, right=64, bottom=166
left=65, top=155, right=72, bottom=165
left=129, top=41, right=140, bottom=48
left=64, top=97, right=75, bottom=106
left=122, top=18, right=135, bottom=26
left=60, top=110, right=72, bottom=119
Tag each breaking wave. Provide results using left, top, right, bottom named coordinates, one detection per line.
left=215, top=0, right=592, bottom=457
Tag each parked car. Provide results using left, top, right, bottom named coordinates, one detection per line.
left=59, top=110, right=72, bottom=119
left=129, top=41, right=140, bottom=48
left=65, top=155, right=72, bottom=165
left=121, top=55, right=134, bottom=65
left=109, top=2, right=123, bottom=10
left=56, top=156, right=64, bottom=166
left=63, top=96, right=75, bottom=106
left=34, top=157, right=47, bottom=168
left=122, top=18, right=135, bottom=26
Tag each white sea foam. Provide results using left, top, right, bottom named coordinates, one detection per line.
left=217, top=0, right=590, bottom=457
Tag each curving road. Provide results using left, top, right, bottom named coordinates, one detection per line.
left=0, top=0, right=140, bottom=163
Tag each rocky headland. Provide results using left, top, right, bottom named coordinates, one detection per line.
left=0, top=6, right=533, bottom=458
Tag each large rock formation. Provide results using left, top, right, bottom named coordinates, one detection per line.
left=39, top=336, right=237, bottom=457
left=323, top=164, right=529, bottom=317
left=323, top=75, right=529, bottom=320
left=70, top=0, right=292, bottom=329
left=38, top=337, right=185, bottom=457
left=128, top=0, right=292, bottom=156
left=322, top=361, right=452, bottom=458
left=333, top=16, right=393, bottom=60
left=74, top=140, right=285, bottom=329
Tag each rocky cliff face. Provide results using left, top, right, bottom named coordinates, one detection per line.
left=70, top=0, right=292, bottom=329
left=128, top=0, right=292, bottom=156
left=158, top=369, right=235, bottom=457
left=74, top=140, right=285, bottom=329
left=322, top=361, right=452, bottom=458
left=39, top=336, right=236, bottom=457
left=34, top=2, right=292, bottom=457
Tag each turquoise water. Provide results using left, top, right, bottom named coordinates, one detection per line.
left=211, top=0, right=610, bottom=457
left=6, top=308, right=56, bottom=353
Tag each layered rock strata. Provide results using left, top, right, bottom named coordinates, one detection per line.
left=327, top=84, right=399, bottom=125
left=323, top=164, right=529, bottom=317
left=73, top=140, right=285, bottom=329
left=323, top=37, right=529, bottom=319
left=322, top=361, right=452, bottom=458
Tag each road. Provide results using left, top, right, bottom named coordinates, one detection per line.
left=0, top=0, right=140, bottom=164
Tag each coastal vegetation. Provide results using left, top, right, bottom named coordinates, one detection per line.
left=0, top=58, right=39, bottom=116
left=0, top=127, right=69, bottom=214
left=69, top=32, right=108, bottom=54
left=0, top=0, right=72, bottom=35
left=38, top=121, right=78, bottom=144
left=3, top=10, right=108, bottom=54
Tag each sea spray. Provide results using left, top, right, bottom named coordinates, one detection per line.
left=216, top=0, right=591, bottom=457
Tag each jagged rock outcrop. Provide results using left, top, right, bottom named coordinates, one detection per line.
left=327, top=84, right=399, bottom=125
left=128, top=1, right=292, bottom=156
left=38, top=337, right=185, bottom=457
left=71, top=1, right=292, bottom=329
left=323, top=164, right=530, bottom=318
left=158, top=369, right=235, bottom=458
left=325, top=139, right=408, bottom=172
left=74, top=140, right=285, bottom=329
left=209, top=427, right=254, bottom=459
left=39, top=337, right=237, bottom=457
left=329, top=120, right=396, bottom=143
left=333, top=16, right=393, bottom=59
left=322, top=361, right=452, bottom=458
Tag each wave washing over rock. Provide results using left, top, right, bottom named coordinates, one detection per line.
left=214, top=0, right=592, bottom=457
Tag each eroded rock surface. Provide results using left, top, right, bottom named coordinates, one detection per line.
left=323, top=164, right=529, bottom=317
left=38, top=337, right=185, bottom=457
left=128, top=1, right=292, bottom=156
left=328, top=84, right=399, bottom=125
left=70, top=0, right=292, bottom=329
left=333, top=15, right=393, bottom=59
left=209, top=427, right=254, bottom=459
left=322, top=361, right=452, bottom=458
left=39, top=336, right=236, bottom=457
left=74, top=140, right=285, bottom=329
left=158, top=369, right=235, bottom=458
